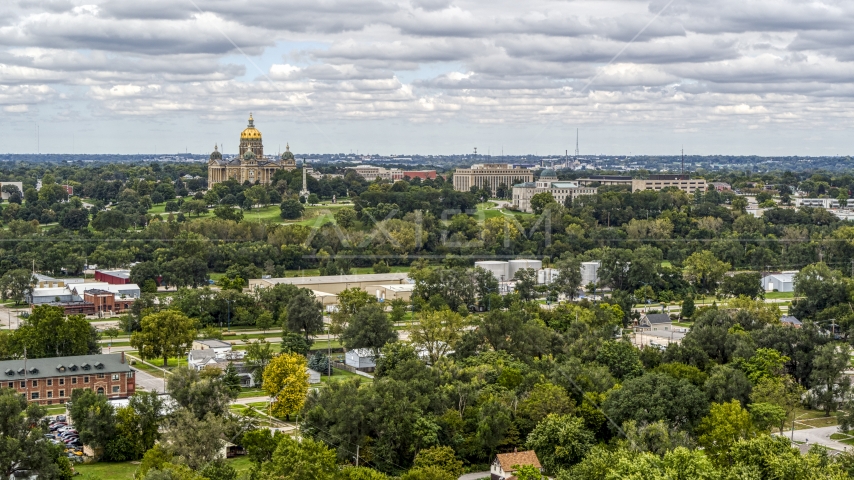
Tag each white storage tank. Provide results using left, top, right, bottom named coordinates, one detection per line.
left=581, top=261, right=601, bottom=286
left=508, top=259, right=543, bottom=279
left=474, top=261, right=509, bottom=281
left=538, top=267, right=559, bottom=285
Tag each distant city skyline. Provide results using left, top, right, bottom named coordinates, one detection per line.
left=1, top=1, right=854, bottom=156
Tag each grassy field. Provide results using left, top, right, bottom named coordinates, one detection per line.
left=75, top=456, right=253, bottom=480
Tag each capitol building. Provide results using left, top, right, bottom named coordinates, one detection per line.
left=207, top=114, right=297, bottom=188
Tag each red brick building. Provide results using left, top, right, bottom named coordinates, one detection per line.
left=403, top=170, right=437, bottom=180
left=0, top=353, right=135, bottom=405
left=84, top=289, right=135, bottom=315
left=94, top=269, right=132, bottom=285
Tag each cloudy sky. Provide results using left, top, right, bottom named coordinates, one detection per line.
left=1, top=0, right=853, bottom=156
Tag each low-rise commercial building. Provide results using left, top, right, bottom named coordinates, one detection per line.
left=453, top=163, right=533, bottom=195
left=761, top=273, right=795, bottom=292
left=249, top=273, right=410, bottom=295
left=631, top=175, right=707, bottom=194
left=94, top=269, right=132, bottom=285
left=0, top=353, right=134, bottom=405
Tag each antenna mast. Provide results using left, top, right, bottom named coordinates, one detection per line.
left=681, top=147, right=684, bottom=175
left=574, top=128, right=579, bottom=159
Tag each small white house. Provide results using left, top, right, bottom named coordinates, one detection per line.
left=345, top=349, right=376, bottom=371
left=490, top=450, right=542, bottom=480
left=762, top=273, right=794, bottom=293
left=307, top=368, right=322, bottom=384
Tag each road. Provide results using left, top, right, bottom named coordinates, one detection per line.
left=132, top=368, right=167, bottom=393
left=458, top=473, right=490, bottom=480
left=784, top=425, right=850, bottom=452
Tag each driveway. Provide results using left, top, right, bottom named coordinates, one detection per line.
left=132, top=368, right=167, bottom=393
left=784, top=425, right=850, bottom=452
left=459, top=473, right=490, bottom=480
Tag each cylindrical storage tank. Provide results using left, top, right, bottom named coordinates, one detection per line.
left=474, top=261, right=509, bottom=281
left=508, top=259, right=543, bottom=278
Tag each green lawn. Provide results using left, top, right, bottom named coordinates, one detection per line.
left=765, top=291, right=794, bottom=300
left=75, top=456, right=253, bottom=480
left=237, top=387, right=267, bottom=399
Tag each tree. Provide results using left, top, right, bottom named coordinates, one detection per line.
left=131, top=310, right=197, bottom=367
left=517, top=383, right=575, bottom=435
left=280, top=198, right=305, bottom=219
left=285, top=289, right=323, bottom=340
left=409, top=308, right=464, bottom=364
left=704, top=364, right=753, bottom=407
left=0, top=388, right=66, bottom=479
left=128, top=391, right=166, bottom=454
left=91, top=210, right=129, bottom=231
left=514, top=268, right=538, bottom=301
left=809, top=343, right=851, bottom=415
left=681, top=295, right=695, bottom=320
left=222, top=363, right=243, bottom=396
left=307, top=193, right=320, bottom=205
left=68, top=389, right=116, bottom=453
left=731, top=196, right=748, bottom=213
left=399, top=466, right=456, bottom=480
left=334, top=208, right=357, bottom=229
left=748, top=402, right=786, bottom=433
left=737, top=347, right=788, bottom=384
left=553, top=256, right=582, bottom=301
left=12, top=306, right=99, bottom=358
left=513, top=465, right=545, bottom=480
left=595, top=340, right=644, bottom=380
left=255, top=311, right=274, bottom=332
left=342, top=304, right=398, bottom=355
left=260, top=435, right=337, bottom=480
left=530, top=192, right=556, bottom=215
left=412, top=446, right=464, bottom=478
left=180, top=199, right=208, bottom=217
left=160, top=410, right=224, bottom=470
left=603, top=372, right=709, bottom=429
left=307, top=352, right=330, bottom=376
left=696, top=400, right=754, bottom=465
left=330, top=288, right=375, bottom=338
left=526, top=414, right=594, bottom=474
left=262, top=353, right=310, bottom=418
left=791, top=262, right=850, bottom=321
left=0, top=269, right=35, bottom=305
left=245, top=339, right=274, bottom=386
left=750, top=376, right=804, bottom=434
left=281, top=332, right=313, bottom=356
left=683, top=250, right=730, bottom=293
left=60, top=208, right=89, bottom=229
left=213, top=205, right=243, bottom=222
left=720, top=272, right=764, bottom=299
left=167, top=367, right=238, bottom=419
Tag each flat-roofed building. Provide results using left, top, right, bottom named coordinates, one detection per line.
left=348, top=165, right=404, bottom=182
left=576, top=175, right=632, bottom=186
left=453, top=163, right=533, bottom=195
left=631, top=175, right=707, bottom=194
left=249, top=273, right=410, bottom=295
left=512, top=169, right=597, bottom=212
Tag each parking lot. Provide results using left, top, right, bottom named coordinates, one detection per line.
left=46, top=415, right=85, bottom=463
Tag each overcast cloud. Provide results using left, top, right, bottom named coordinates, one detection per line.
left=1, top=0, right=854, bottom=155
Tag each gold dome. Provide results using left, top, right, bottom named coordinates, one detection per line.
left=240, top=113, right=262, bottom=140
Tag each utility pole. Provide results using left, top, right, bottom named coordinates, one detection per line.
left=681, top=147, right=684, bottom=175
left=355, top=445, right=360, bottom=467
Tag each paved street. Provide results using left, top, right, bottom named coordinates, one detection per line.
left=784, top=425, right=850, bottom=452
left=132, top=368, right=167, bottom=393
left=458, top=473, right=490, bottom=480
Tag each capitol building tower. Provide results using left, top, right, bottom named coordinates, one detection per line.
left=208, top=113, right=297, bottom=188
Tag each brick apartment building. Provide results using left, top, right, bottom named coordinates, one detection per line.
left=0, top=353, right=135, bottom=405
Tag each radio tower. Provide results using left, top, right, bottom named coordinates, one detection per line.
left=574, top=128, right=579, bottom=160
left=681, top=147, right=684, bottom=175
